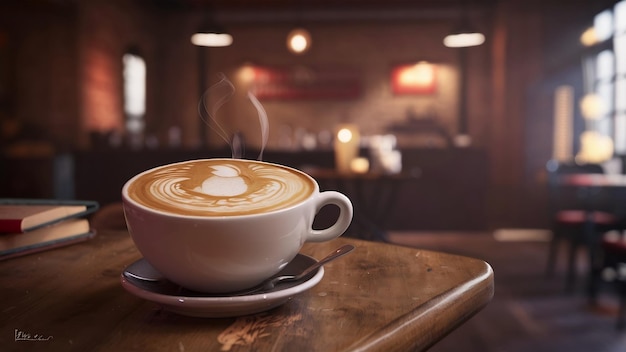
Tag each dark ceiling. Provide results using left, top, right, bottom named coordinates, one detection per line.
left=144, top=0, right=511, bottom=24
left=150, top=0, right=617, bottom=11
left=13, top=0, right=618, bottom=14
left=150, top=0, right=501, bottom=12
left=146, top=0, right=619, bottom=22
left=8, top=0, right=619, bottom=23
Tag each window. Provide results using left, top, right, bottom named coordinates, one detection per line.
left=595, top=50, right=613, bottom=136
left=615, top=1, right=626, bottom=153
left=122, top=50, right=146, bottom=140
left=581, top=0, right=626, bottom=159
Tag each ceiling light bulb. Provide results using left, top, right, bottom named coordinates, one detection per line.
left=287, top=28, right=311, bottom=54
left=290, top=35, right=308, bottom=52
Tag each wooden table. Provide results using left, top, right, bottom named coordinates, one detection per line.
left=0, top=229, right=493, bottom=352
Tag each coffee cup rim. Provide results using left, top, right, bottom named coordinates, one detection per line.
left=121, top=158, right=320, bottom=219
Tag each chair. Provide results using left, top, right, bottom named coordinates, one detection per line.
left=545, top=160, right=619, bottom=294
left=598, top=233, right=626, bottom=329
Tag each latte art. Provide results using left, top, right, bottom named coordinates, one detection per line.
left=127, top=159, right=315, bottom=216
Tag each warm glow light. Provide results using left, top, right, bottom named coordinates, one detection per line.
left=443, top=32, right=485, bottom=48
left=337, top=128, right=353, bottom=143
left=191, top=33, right=233, bottom=47
left=350, top=157, right=370, bottom=174
left=391, top=62, right=437, bottom=95
left=398, top=62, right=434, bottom=87
left=576, top=131, right=614, bottom=163
left=553, top=85, right=574, bottom=161
left=287, top=28, right=311, bottom=54
left=334, top=124, right=360, bottom=174
left=238, top=65, right=256, bottom=84
left=580, top=27, right=598, bottom=46
left=580, top=93, right=606, bottom=120
left=290, top=35, right=307, bottom=51
left=83, top=49, right=121, bottom=131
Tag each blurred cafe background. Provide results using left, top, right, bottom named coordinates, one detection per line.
left=3, top=0, right=626, bottom=350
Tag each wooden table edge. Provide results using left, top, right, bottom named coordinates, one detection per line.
left=346, top=260, right=495, bottom=352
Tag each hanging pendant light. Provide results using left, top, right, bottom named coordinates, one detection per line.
left=191, top=19, right=232, bottom=47
left=287, top=27, right=311, bottom=54
left=443, top=19, right=485, bottom=48
left=443, top=3, right=485, bottom=48
left=443, top=31, right=485, bottom=48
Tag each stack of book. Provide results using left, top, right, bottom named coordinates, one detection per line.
left=0, top=199, right=99, bottom=260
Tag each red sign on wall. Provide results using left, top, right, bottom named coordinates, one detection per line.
left=391, top=62, right=437, bottom=95
left=250, top=65, right=362, bottom=100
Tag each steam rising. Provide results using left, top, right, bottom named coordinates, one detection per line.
left=248, top=91, right=269, bottom=160
left=198, top=73, right=234, bottom=152
left=198, top=73, right=268, bottom=160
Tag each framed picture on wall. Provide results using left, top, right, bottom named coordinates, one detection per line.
left=391, top=62, right=438, bottom=95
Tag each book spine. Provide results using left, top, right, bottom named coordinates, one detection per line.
left=0, top=220, right=24, bottom=233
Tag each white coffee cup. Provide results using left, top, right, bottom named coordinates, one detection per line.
left=122, top=158, right=353, bottom=293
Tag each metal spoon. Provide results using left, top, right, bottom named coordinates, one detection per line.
left=123, top=244, right=355, bottom=295
left=239, top=244, right=355, bottom=295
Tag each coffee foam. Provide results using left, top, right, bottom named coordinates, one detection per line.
left=126, top=159, right=316, bottom=216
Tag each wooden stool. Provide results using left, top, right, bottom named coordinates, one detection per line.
left=544, top=160, right=616, bottom=293
left=599, top=233, right=626, bottom=329
left=547, top=209, right=618, bottom=293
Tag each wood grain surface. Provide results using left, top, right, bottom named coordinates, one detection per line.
left=0, top=229, right=493, bottom=352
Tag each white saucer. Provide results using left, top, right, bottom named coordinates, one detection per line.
left=120, top=254, right=324, bottom=318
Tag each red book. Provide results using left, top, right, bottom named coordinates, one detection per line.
left=0, top=218, right=95, bottom=260
left=0, top=199, right=99, bottom=260
left=0, top=204, right=88, bottom=233
left=0, top=199, right=98, bottom=233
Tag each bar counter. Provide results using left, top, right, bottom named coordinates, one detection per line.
left=0, top=147, right=489, bottom=230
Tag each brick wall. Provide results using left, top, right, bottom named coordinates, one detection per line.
left=0, top=0, right=604, bottom=227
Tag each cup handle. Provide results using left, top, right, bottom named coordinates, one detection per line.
left=307, top=191, right=353, bottom=242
